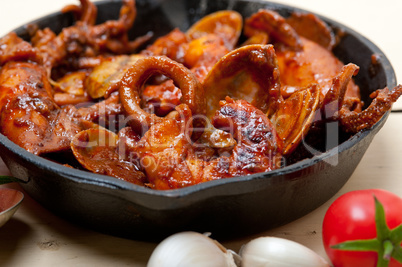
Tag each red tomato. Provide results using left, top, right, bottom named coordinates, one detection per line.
left=322, top=189, right=402, bottom=267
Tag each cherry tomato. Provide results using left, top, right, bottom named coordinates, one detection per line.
left=322, top=189, right=402, bottom=267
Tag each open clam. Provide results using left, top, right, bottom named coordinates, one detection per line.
left=186, top=10, right=243, bottom=50
left=271, top=84, right=320, bottom=155
left=202, top=44, right=281, bottom=118
left=286, top=12, right=335, bottom=50
left=244, top=9, right=303, bottom=51
left=71, top=128, right=145, bottom=185
left=85, top=54, right=144, bottom=99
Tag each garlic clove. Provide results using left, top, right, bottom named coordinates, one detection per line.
left=147, top=231, right=238, bottom=267
left=239, top=237, right=330, bottom=267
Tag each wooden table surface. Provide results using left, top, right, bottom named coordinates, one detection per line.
left=1, top=0, right=402, bottom=266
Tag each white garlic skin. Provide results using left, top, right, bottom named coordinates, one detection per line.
left=147, top=231, right=237, bottom=267
left=240, top=237, right=330, bottom=267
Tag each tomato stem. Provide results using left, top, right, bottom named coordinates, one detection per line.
left=377, top=252, right=390, bottom=267
left=383, top=240, right=393, bottom=261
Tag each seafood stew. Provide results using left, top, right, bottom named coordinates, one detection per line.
left=1, top=0, right=399, bottom=190
left=0, top=0, right=398, bottom=238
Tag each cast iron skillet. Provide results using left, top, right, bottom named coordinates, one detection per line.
left=0, top=0, right=397, bottom=240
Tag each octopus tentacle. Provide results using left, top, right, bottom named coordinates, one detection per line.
left=141, top=32, right=229, bottom=116
left=129, top=98, right=283, bottom=190
left=31, top=0, right=146, bottom=73
left=339, top=85, right=402, bottom=133
left=119, top=56, right=206, bottom=135
left=127, top=104, right=194, bottom=189
left=321, top=63, right=360, bottom=118
left=62, top=0, right=97, bottom=25
left=118, top=0, right=137, bottom=32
